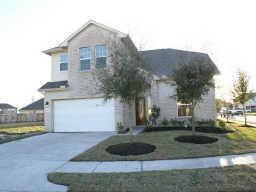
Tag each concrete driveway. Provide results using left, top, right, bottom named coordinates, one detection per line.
left=0, top=132, right=113, bottom=192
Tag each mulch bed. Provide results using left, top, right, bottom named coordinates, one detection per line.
left=144, top=126, right=234, bottom=134
left=106, top=142, right=156, bottom=156
left=175, top=135, right=218, bottom=144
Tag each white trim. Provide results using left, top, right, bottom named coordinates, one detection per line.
left=177, top=103, right=192, bottom=117
left=42, top=46, right=67, bottom=56
left=95, top=44, right=107, bottom=58
left=38, top=87, right=69, bottom=93
left=79, top=47, right=91, bottom=71
left=59, top=53, right=68, bottom=71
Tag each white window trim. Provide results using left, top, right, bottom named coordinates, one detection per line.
left=80, top=47, right=91, bottom=71
left=177, top=103, right=192, bottom=118
left=59, top=54, right=68, bottom=71
left=95, top=45, right=107, bottom=69
left=95, top=45, right=107, bottom=58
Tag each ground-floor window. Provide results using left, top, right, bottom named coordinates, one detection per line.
left=178, top=103, right=192, bottom=117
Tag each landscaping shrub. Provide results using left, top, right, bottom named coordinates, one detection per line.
left=159, top=119, right=216, bottom=127
left=196, top=120, right=216, bottom=127
left=168, top=119, right=185, bottom=127
left=160, top=118, right=169, bottom=126
left=144, top=125, right=233, bottom=134
left=218, top=120, right=226, bottom=128
left=148, top=105, right=160, bottom=126
left=116, top=122, right=128, bottom=134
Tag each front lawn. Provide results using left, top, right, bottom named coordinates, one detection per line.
left=0, top=122, right=44, bottom=129
left=48, top=164, right=256, bottom=192
left=72, top=121, right=256, bottom=161
left=247, top=112, right=256, bottom=116
left=0, top=122, right=45, bottom=144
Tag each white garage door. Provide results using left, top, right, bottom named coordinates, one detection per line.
left=53, top=98, right=115, bottom=132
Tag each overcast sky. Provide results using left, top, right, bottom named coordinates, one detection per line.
left=0, top=0, right=255, bottom=108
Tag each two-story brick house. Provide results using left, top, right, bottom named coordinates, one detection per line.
left=39, top=20, right=218, bottom=132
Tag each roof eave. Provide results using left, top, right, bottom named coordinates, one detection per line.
left=42, top=46, right=68, bottom=56
left=38, top=87, right=69, bottom=93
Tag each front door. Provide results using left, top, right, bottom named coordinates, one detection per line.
left=136, top=97, right=146, bottom=125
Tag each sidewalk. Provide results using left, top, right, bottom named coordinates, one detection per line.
left=55, top=152, right=256, bottom=173
left=218, top=116, right=256, bottom=127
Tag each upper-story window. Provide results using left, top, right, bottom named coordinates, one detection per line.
left=59, top=54, right=68, bottom=71
left=80, top=47, right=91, bottom=71
left=95, top=45, right=107, bottom=68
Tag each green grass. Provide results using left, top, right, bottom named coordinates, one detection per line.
left=0, top=123, right=45, bottom=144
left=0, top=122, right=44, bottom=129
left=0, top=125, right=45, bottom=134
left=247, top=112, right=256, bottom=116
left=72, top=120, right=256, bottom=161
left=48, top=164, right=256, bottom=192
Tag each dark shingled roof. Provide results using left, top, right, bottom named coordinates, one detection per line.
left=39, top=80, right=69, bottom=90
left=0, top=103, right=16, bottom=109
left=20, top=98, right=44, bottom=111
left=140, top=49, right=219, bottom=76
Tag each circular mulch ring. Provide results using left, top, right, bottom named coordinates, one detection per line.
left=175, top=135, right=218, bottom=144
left=106, top=142, right=156, bottom=156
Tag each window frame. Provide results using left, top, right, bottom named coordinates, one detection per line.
left=59, top=53, right=68, bottom=71
left=95, top=45, right=107, bottom=68
left=7, top=108, right=16, bottom=112
left=177, top=103, right=192, bottom=117
left=79, top=47, right=91, bottom=71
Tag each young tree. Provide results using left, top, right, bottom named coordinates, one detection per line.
left=95, top=41, right=151, bottom=135
left=232, top=71, right=254, bottom=126
left=172, top=57, right=216, bottom=135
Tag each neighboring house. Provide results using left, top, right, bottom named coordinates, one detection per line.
left=19, top=98, right=44, bottom=122
left=39, top=20, right=218, bottom=132
left=0, top=103, right=17, bottom=123
left=245, top=97, right=256, bottom=112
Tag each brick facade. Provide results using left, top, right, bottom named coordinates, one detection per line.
left=42, top=23, right=217, bottom=132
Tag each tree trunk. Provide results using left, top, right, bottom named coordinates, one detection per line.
left=128, top=102, right=133, bottom=142
left=191, top=102, right=196, bottom=136
left=226, top=111, right=229, bottom=123
left=243, top=104, right=247, bottom=126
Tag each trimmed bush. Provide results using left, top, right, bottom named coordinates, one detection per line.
left=144, top=125, right=233, bottom=134
left=160, top=118, right=169, bottom=126
left=116, top=122, right=128, bottom=134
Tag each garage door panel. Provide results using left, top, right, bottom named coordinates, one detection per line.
left=54, top=98, right=115, bottom=132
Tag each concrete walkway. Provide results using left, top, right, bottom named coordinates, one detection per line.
left=56, top=152, right=256, bottom=173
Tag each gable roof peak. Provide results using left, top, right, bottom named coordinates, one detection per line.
left=58, top=20, right=127, bottom=47
left=0, top=103, right=16, bottom=109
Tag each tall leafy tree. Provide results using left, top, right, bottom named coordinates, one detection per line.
left=172, top=57, right=216, bottom=135
left=232, top=71, right=254, bottom=126
left=95, top=41, right=151, bottom=134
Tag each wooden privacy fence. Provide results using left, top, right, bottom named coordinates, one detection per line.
left=0, top=113, right=44, bottom=124
left=0, top=114, right=17, bottom=123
